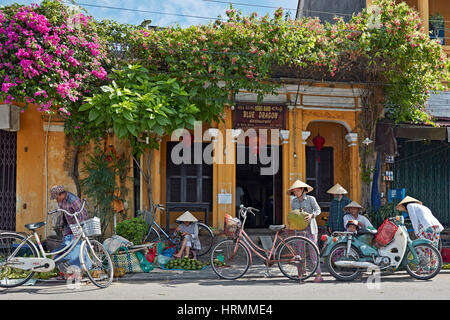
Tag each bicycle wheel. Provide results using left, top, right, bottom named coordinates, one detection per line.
left=196, top=223, right=214, bottom=257
left=277, top=236, right=319, bottom=281
left=210, top=239, right=250, bottom=280
left=0, top=233, right=38, bottom=288
left=326, top=243, right=361, bottom=281
left=143, top=226, right=161, bottom=244
left=406, top=243, right=442, bottom=280
left=80, top=239, right=114, bottom=288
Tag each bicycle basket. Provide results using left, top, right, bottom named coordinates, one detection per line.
left=69, top=217, right=102, bottom=237
left=224, top=215, right=241, bottom=238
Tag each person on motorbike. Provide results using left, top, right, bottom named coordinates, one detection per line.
left=342, top=201, right=374, bottom=232
left=326, top=183, right=351, bottom=233
left=396, top=196, right=443, bottom=248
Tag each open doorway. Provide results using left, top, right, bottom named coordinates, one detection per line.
left=235, top=145, right=282, bottom=228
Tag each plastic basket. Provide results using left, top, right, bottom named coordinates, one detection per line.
left=70, top=217, right=101, bottom=237
left=373, top=219, right=398, bottom=248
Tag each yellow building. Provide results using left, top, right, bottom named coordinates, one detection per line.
left=3, top=0, right=447, bottom=238
left=140, top=81, right=363, bottom=232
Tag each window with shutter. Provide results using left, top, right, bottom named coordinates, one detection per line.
left=166, top=142, right=212, bottom=205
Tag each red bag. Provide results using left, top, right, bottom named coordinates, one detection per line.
left=374, top=219, right=398, bottom=248
left=145, top=247, right=157, bottom=263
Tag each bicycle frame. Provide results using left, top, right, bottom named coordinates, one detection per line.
left=144, top=206, right=174, bottom=244
left=234, top=206, right=304, bottom=266
left=5, top=201, right=101, bottom=268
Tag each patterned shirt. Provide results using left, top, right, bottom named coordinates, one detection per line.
left=291, top=194, right=321, bottom=234
left=328, top=195, right=351, bottom=232
left=57, top=192, right=89, bottom=236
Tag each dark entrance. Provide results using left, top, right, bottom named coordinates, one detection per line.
left=306, top=146, right=334, bottom=212
left=0, top=130, right=17, bottom=231
left=236, top=145, right=282, bottom=228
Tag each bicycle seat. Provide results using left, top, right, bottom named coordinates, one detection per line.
left=25, top=222, right=46, bottom=231
left=269, top=225, right=286, bottom=232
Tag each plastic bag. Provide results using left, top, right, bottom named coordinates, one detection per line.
left=103, top=235, right=133, bottom=255
left=156, top=254, right=171, bottom=266
left=161, top=246, right=176, bottom=258
left=135, top=251, right=154, bottom=273
left=145, top=247, right=157, bottom=263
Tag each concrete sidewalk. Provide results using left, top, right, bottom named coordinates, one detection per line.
left=119, top=262, right=325, bottom=282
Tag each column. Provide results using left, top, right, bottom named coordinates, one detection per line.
left=345, top=133, right=361, bottom=203
left=213, top=106, right=234, bottom=230
left=418, top=0, right=429, bottom=34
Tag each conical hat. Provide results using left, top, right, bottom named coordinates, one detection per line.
left=396, top=196, right=422, bottom=212
left=176, top=211, right=198, bottom=222
left=344, top=201, right=364, bottom=211
left=286, top=180, right=314, bottom=195
left=327, top=183, right=348, bottom=195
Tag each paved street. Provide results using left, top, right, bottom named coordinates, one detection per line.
left=1, top=269, right=449, bottom=300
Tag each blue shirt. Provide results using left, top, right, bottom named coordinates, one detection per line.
left=328, top=195, right=351, bottom=232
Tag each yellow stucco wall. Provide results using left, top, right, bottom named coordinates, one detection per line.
left=15, top=104, right=134, bottom=239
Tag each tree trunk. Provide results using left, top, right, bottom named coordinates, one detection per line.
left=357, top=84, right=384, bottom=208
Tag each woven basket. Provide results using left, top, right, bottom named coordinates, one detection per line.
left=70, top=217, right=101, bottom=237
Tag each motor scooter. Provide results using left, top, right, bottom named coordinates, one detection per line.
left=321, top=216, right=442, bottom=281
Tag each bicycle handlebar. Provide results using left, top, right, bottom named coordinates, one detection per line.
left=239, top=205, right=260, bottom=218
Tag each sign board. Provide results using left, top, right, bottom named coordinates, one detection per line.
left=218, top=193, right=233, bottom=205
left=233, top=104, right=286, bottom=129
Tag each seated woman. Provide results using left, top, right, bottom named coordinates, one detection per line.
left=342, top=201, right=374, bottom=232
left=173, top=211, right=201, bottom=259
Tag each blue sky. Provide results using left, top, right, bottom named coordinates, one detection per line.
left=0, top=0, right=300, bottom=27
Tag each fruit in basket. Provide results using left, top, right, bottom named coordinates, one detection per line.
left=287, top=209, right=311, bottom=231
left=114, top=267, right=126, bottom=278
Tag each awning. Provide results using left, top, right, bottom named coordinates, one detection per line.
left=375, top=120, right=449, bottom=154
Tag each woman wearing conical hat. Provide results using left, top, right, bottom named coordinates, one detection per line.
left=326, top=184, right=351, bottom=233
left=287, top=180, right=323, bottom=283
left=342, top=201, right=374, bottom=231
left=173, top=211, right=201, bottom=258
left=396, top=196, right=443, bottom=248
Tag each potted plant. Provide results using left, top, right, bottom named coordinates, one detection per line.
left=429, top=13, right=445, bottom=45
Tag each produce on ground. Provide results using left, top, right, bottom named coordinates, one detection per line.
left=165, top=257, right=208, bottom=270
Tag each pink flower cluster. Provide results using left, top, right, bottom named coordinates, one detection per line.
left=0, top=5, right=108, bottom=113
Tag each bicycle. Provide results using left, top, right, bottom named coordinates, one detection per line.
left=210, top=205, right=320, bottom=281
left=142, top=204, right=214, bottom=257
left=0, top=200, right=114, bottom=288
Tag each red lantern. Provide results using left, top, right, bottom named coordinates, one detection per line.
left=312, top=134, right=325, bottom=163
left=248, top=133, right=267, bottom=155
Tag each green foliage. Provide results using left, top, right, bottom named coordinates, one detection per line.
left=115, top=217, right=148, bottom=245
left=73, top=64, right=201, bottom=156
left=365, top=202, right=400, bottom=229
left=80, top=146, right=128, bottom=236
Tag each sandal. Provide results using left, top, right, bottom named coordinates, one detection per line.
left=313, top=275, right=324, bottom=283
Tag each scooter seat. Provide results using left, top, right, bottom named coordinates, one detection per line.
left=269, top=225, right=286, bottom=232
left=358, top=229, right=377, bottom=235
left=25, top=222, right=46, bottom=231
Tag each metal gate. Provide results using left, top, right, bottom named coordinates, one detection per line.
left=0, top=130, right=16, bottom=231
left=393, top=140, right=450, bottom=226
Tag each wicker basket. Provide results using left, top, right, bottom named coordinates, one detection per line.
left=224, top=217, right=241, bottom=238
left=70, top=217, right=102, bottom=237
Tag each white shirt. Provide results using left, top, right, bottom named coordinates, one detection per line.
left=343, top=213, right=374, bottom=231
left=406, top=203, right=443, bottom=236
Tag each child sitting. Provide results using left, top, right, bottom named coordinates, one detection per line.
left=346, top=220, right=360, bottom=233
left=173, top=211, right=201, bottom=259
